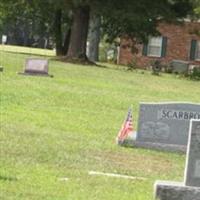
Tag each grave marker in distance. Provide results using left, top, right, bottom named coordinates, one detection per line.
left=19, top=58, right=53, bottom=77
left=2, top=35, right=7, bottom=44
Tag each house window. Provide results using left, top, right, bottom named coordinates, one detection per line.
left=195, top=41, right=200, bottom=60
left=142, top=36, right=167, bottom=57
left=190, top=40, right=200, bottom=61
left=147, top=37, right=163, bottom=57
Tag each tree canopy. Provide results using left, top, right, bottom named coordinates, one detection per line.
left=0, top=0, right=198, bottom=62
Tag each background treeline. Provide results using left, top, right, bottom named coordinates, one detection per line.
left=0, top=0, right=199, bottom=62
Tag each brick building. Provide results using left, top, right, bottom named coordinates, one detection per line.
left=118, top=21, right=200, bottom=68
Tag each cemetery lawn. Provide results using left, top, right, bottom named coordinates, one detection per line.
left=0, top=49, right=200, bottom=200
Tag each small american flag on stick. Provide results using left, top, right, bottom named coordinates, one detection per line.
left=116, top=108, right=134, bottom=144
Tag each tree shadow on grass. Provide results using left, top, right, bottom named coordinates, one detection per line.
left=0, top=175, right=17, bottom=182
left=52, top=56, right=110, bottom=68
left=0, top=50, right=52, bottom=58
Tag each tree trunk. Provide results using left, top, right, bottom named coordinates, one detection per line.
left=62, top=28, right=71, bottom=55
left=66, top=5, right=90, bottom=61
left=54, top=8, right=63, bottom=56
left=23, top=22, right=30, bottom=46
left=88, top=14, right=101, bottom=62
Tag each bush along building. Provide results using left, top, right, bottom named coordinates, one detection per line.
left=118, top=20, right=200, bottom=69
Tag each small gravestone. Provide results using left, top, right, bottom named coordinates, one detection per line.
left=132, top=102, right=200, bottom=152
left=2, top=35, right=7, bottom=44
left=19, top=58, right=53, bottom=77
left=155, top=120, right=200, bottom=200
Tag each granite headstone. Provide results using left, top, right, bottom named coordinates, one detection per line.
left=184, top=120, right=200, bottom=187
left=19, top=58, right=53, bottom=77
left=155, top=120, right=200, bottom=200
left=134, top=102, right=200, bottom=152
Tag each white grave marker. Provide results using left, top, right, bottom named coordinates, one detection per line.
left=2, top=35, right=7, bottom=44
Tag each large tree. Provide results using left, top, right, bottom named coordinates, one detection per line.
left=87, top=13, right=101, bottom=62
left=0, top=0, right=54, bottom=47
left=194, top=0, right=200, bottom=16
left=66, top=4, right=90, bottom=62
left=0, top=0, right=196, bottom=62
left=0, top=0, right=71, bottom=54
left=64, top=0, right=195, bottom=62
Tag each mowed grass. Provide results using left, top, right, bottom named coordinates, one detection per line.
left=0, top=46, right=200, bottom=200
left=0, top=44, right=55, bottom=57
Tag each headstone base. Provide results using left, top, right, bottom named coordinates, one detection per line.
left=18, top=72, right=53, bottom=78
left=155, top=181, right=200, bottom=200
left=122, top=140, right=186, bottom=153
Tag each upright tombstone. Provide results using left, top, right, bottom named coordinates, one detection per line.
left=2, top=35, right=7, bottom=44
left=0, top=35, right=7, bottom=72
left=154, top=120, right=200, bottom=200
left=133, top=102, right=200, bottom=152
left=184, top=120, right=200, bottom=187
left=19, top=58, right=53, bottom=77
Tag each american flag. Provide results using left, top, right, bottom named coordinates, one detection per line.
left=116, top=108, right=134, bottom=144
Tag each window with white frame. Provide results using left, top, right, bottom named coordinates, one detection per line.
left=195, top=41, right=200, bottom=60
left=147, top=37, right=162, bottom=57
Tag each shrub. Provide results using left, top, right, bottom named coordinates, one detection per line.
left=151, top=60, right=162, bottom=75
left=163, top=64, right=173, bottom=73
left=127, top=58, right=137, bottom=70
left=188, top=66, right=200, bottom=81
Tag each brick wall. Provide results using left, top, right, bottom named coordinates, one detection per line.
left=118, top=21, right=200, bottom=68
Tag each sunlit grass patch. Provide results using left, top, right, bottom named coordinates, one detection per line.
left=0, top=48, right=199, bottom=200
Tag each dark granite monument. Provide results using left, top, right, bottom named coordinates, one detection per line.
left=154, top=120, right=200, bottom=200
left=133, top=102, right=200, bottom=152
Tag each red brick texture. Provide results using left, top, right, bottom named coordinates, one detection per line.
left=118, top=22, right=200, bottom=68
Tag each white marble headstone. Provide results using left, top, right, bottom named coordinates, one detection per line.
left=2, top=35, right=7, bottom=44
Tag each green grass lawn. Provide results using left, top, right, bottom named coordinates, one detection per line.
left=0, top=47, right=200, bottom=200
left=0, top=45, right=55, bottom=57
